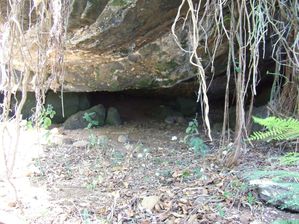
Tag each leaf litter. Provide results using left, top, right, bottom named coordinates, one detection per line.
left=1, top=120, right=298, bottom=223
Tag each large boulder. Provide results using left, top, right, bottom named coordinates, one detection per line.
left=63, top=104, right=106, bottom=130
left=106, top=107, right=122, bottom=125
left=0, top=0, right=229, bottom=92
left=249, top=178, right=299, bottom=213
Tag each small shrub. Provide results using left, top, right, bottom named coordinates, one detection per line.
left=184, top=119, right=208, bottom=156
left=33, top=104, right=56, bottom=129
left=247, top=192, right=256, bottom=205
left=88, top=134, right=109, bottom=149
left=83, top=112, right=99, bottom=129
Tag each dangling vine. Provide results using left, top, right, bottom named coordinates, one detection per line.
left=172, top=0, right=299, bottom=166
left=0, top=0, right=70, bottom=202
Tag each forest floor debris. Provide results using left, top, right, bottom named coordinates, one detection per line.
left=0, top=120, right=298, bottom=223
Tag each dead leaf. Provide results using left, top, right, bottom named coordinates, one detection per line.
left=125, top=209, right=135, bottom=217
left=171, top=212, right=185, bottom=218
left=239, top=211, right=252, bottom=223
left=154, top=203, right=162, bottom=212
left=122, top=181, right=129, bottom=188
left=159, top=211, right=170, bottom=221
left=179, top=198, right=188, bottom=204
left=187, top=214, right=198, bottom=223
left=141, top=195, right=160, bottom=210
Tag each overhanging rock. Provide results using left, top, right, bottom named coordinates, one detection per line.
left=0, top=0, right=229, bottom=92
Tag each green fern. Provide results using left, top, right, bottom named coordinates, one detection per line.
left=272, top=219, right=299, bottom=224
left=280, top=152, right=299, bottom=166
left=249, top=116, right=299, bottom=142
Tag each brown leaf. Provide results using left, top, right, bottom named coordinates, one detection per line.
left=171, top=212, right=185, bottom=218
left=239, top=211, right=252, bottom=223
left=187, top=214, right=198, bottom=223
left=158, top=211, right=170, bottom=221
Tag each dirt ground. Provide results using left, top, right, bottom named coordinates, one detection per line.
left=0, top=118, right=299, bottom=223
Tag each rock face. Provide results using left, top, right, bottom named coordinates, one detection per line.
left=18, top=91, right=90, bottom=123
left=0, top=0, right=228, bottom=92
left=249, top=179, right=299, bottom=213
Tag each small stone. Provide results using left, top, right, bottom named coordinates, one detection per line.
left=73, top=140, right=89, bottom=148
left=50, top=135, right=64, bottom=145
left=171, top=136, right=177, bottom=141
left=128, top=53, right=141, bottom=63
left=141, top=196, right=160, bottom=210
left=8, top=201, right=17, bottom=207
left=63, top=138, right=73, bottom=145
left=50, top=127, right=60, bottom=135
left=118, top=135, right=128, bottom=143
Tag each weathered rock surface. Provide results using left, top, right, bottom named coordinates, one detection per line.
left=249, top=179, right=299, bottom=213
left=0, top=0, right=228, bottom=92
left=18, top=91, right=90, bottom=123
left=175, top=97, right=197, bottom=117
left=63, top=104, right=106, bottom=129
left=106, top=107, right=122, bottom=125
left=45, top=91, right=91, bottom=123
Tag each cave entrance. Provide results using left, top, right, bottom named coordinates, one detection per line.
left=2, top=74, right=273, bottom=128
left=88, top=85, right=200, bottom=124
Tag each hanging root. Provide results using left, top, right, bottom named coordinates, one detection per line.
left=172, top=0, right=299, bottom=166
left=0, top=0, right=70, bottom=202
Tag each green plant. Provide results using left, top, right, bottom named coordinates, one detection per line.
left=193, top=167, right=203, bottom=178
left=272, top=220, right=299, bottom=224
left=247, top=192, right=256, bottom=205
left=181, top=170, right=191, bottom=180
left=279, top=152, right=299, bottom=166
left=37, top=104, right=56, bottom=129
left=86, top=175, right=103, bottom=191
left=223, top=191, right=233, bottom=200
left=88, top=134, right=109, bottom=149
left=111, top=0, right=132, bottom=7
left=25, top=120, right=33, bottom=129
left=184, top=119, right=208, bottom=156
left=81, top=209, right=91, bottom=224
left=83, top=112, right=99, bottom=129
left=216, top=204, right=225, bottom=217
left=249, top=116, right=299, bottom=142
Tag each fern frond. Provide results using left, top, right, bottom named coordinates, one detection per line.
left=245, top=170, right=299, bottom=181
left=249, top=116, right=299, bottom=141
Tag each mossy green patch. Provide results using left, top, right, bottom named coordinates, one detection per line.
left=156, top=60, right=178, bottom=73
left=109, top=81, right=121, bottom=91
left=111, top=0, right=133, bottom=7
left=136, top=78, right=154, bottom=88
left=95, top=68, right=101, bottom=80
